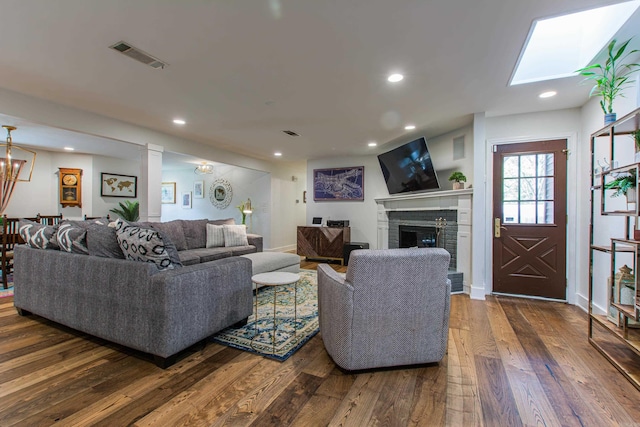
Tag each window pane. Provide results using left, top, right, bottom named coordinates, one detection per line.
left=521, top=155, right=536, bottom=177
left=503, top=178, right=519, bottom=201
left=537, top=201, right=554, bottom=224
left=537, top=177, right=554, bottom=200
left=503, top=202, right=519, bottom=223
left=520, top=202, right=536, bottom=223
left=503, top=156, right=519, bottom=178
left=520, top=178, right=536, bottom=200
left=537, top=153, right=554, bottom=176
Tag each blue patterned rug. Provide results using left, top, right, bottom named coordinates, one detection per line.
left=0, top=274, right=13, bottom=298
left=212, top=269, right=319, bottom=362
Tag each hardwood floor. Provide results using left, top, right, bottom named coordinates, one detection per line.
left=1, top=261, right=640, bottom=426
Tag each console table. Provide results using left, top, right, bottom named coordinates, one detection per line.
left=297, top=226, right=350, bottom=264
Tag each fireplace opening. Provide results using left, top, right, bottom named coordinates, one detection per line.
left=399, top=225, right=438, bottom=248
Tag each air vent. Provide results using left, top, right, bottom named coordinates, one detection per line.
left=283, top=130, right=299, bottom=136
left=109, top=41, right=168, bottom=70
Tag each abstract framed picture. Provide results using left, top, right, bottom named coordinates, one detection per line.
left=313, top=166, right=364, bottom=201
left=161, top=182, right=176, bottom=204
left=193, top=180, right=204, bottom=198
left=181, top=191, right=192, bottom=209
left=101, top=173, right=137, bottom=198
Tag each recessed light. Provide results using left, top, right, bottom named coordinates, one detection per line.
left=173, top=119, right=186, bottom=125
left=539, top=91, right=557, bottom=98
left=404, top=124, right=416, bottom=130
left=63, top=147, right=75, bottom=151
left=368, top=141, right=377, bottom=147
left=274, top=152, right=282, bottom=157
left=387, top=73, right=404, bottom=83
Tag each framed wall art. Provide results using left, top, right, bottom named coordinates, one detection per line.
left=161, top=182, right=176, bottom=204
left=209, top=179, right=233, bottom=209
left=193, top=180, right=204, bottom=198
left=101, top=173, right=137, bottom=198
left=313, top=166, right=364, bottom=201
left=181, top=191, right=192, bottom=209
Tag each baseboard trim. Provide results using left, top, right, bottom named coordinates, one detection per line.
left=575, top=293, right=589, bottom=313
left=266, top=244, right=296, bottom=253
left=470, top=284, right=486, bottom=300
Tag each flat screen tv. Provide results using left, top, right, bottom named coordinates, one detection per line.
left=377, top=137, right=440, bottom=195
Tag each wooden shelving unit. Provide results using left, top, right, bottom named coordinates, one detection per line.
left=589, top=107, right=640, bottom=391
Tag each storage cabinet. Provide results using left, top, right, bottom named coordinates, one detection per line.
left=297, top=226, right=350, bottom=264
left=589, top=107, right=640, bottom=391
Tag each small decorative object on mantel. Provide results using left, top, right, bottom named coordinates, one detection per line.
left=209, top=178, right=233, bottom=209
left=59, top=168, right=82, bottom=208
left=576, top=38, right=640, bottom=125
left=448, top=171, right=467, bottom=190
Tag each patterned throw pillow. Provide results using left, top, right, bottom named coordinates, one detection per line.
left=114, top=221, right=182, bottom=270
left=56, top=223, right=89, bottom=254
left=206, top=224, right=225, bottom=247
left=223, top=224, right=249, bottom=247
left=18, top=220, right=59, bottom=250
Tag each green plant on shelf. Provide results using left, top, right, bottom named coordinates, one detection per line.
left=604, top=171, right=636, bottom=197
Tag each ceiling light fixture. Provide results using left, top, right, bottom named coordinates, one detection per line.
left=404, top=124, right=416, bottom=130
left=368, top=142, right=377, bottom=147
left=173, top=119, right=186, bottom=125
left=194, top=162, right=214, bottom=175
left=64, top=147, right=75, bottom=151
left=387, top=73, right=404, bottom=83
left=0, top=125, right=36, bottom=215
left=539, top=91, right=557, bottom=98
left=274, top=152, right=282, bottom=157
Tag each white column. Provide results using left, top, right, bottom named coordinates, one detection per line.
left=471, top=112, right=487, bottom=300
left=140, top=143, right=163, bottom=222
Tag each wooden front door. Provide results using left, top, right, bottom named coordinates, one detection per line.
left=492, top=140, right=567, bottom=300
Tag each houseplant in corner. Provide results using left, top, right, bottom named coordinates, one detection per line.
left=109, top=200, right=140, bottom=222
left=448, top=171, right=467, bottom=190
left=576, top=38, right=640, bottom=125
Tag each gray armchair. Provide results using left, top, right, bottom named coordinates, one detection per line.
left=317, top=247, right=451, bottom=370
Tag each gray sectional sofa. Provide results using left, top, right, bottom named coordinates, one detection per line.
left=13, top=218, right=263, bottom=368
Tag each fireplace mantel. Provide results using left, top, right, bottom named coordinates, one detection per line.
left=375, top=189, right=473, bottom=293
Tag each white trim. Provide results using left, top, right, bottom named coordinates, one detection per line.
left=266, top=244, right=297, bottom=253
left=486, top=132, right=578, bottom=304
left=492, top=292, right=566, bottom=303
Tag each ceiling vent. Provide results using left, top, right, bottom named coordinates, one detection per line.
left=109, top=41, right=168, bottom=69
left=283, top=130, right=299, bottom=136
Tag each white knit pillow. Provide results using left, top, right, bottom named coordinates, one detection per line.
left=206, top=224, right=225, bottom=247
left=223, top=224, right=248, bottom=247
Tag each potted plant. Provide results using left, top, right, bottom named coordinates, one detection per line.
left=448, top=171, right=467, bottom=190
left=604, top=171, right=636, bottom=202
left=576, top=38, right=640, bottom=125
left=109, top=200, right=140, bottom=222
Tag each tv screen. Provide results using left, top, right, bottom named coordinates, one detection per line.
left=377, top=137, right=440, bottom=194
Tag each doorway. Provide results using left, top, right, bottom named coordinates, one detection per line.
left=492, top=139, right=567, bottom=300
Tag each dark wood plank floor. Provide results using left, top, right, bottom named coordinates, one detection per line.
left=1, top=260, right=639, bottom=426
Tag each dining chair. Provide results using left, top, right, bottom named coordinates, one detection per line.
left=2, top=215, right=40, bottom=289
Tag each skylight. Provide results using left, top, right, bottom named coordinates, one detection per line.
left=510, top=0, right=640, bottom=85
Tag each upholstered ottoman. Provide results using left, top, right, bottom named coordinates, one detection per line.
left=240, top=252, right=300, bottom=275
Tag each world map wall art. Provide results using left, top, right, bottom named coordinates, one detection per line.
left=313, top=166, right=364, bottom=201
left=100, top=172, right=138, bottom=198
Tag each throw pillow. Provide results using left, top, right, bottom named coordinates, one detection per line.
left=223, top=224, right=249, bottom=247
left=115, top=222, right=182, bottom=270
left=85, top=223, right=125, bottom=259
left=18, top=220, right=59, bottom=250
left=56, top=223, right=89, bottom=254
left=206, top=224, right=225, bottom=247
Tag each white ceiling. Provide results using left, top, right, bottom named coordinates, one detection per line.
left=0, top=0, right=639, bottom=163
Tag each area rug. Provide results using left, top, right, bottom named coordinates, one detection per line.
left=212, top=269, right=319, bottom=362
left=0, top=274, right=13, bottom=298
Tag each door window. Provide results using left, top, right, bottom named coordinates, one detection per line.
left=502, top=153, right=554, bottom=224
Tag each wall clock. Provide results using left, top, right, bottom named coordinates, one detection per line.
left=59, top=168, right=82, bottom=208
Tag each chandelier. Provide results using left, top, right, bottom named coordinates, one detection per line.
left=195, top=162, right=214, bottom=175
left=0, top=125, right=36, bottom=215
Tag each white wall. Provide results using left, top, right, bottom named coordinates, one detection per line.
left=6, top=148, right=139, bottom=220
left=306, top=126, right=475, bottom=249
left=270, top=161, right=308, bottom=251
left=161, top=164, right=272, bottom=247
